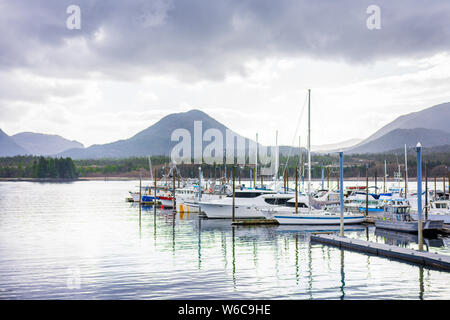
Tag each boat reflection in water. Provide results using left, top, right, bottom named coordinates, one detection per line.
left=375, top=228, right=444, bottom=249
left=125, top=202, right=446, bottom=299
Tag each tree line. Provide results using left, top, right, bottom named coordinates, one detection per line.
left=0, top=151, right=448, bottom=179
left=0, top=156, right=77, bottom=179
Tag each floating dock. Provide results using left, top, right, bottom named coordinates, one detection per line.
left=311, top=234, right=450, bottom=271
left=232, top=218, right=278, bottom=225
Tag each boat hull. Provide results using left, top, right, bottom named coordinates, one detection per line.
left=159, top=196, right=175, bottom=208
left=375, top=219, right=444, bottom=233
left=273, top=214, right=365, bottom=225
left=410, top=212, right=450, bottom=224
left=200, top=203, right=264, bottom=219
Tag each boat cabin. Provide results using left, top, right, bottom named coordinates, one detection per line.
left=431, top=200, right=449, bottom=210
left=383, top=199, right=412, bottom=222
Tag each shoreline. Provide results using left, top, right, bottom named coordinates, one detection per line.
left=0, top=177, right=441, bottom=182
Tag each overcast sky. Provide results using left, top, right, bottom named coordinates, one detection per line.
left=1, top=0, right=449, bottom=147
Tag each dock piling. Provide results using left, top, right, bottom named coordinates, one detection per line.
left=444, top=174, right=447, bottom=199
left=232, top=166, right=235, bottom=222
left=434, top=176, right=437, bottom=200
left=365, top=165, right=369, bottom=218
left=154, top=168, right=157, bottom=214
left=425, top=162, right=428, bottom=220
left=321, top=166, right=324, bottom=190
left=416, top=143, right=423, bottom=251
left=295, top=166, right=298, bottom=213
left=139, top=173, right=142, bottom=206
left=339, top=151, right=344, bottom=236
left=375, top=169, right=377, bottom=194
left=172, top=170, right=176, bottom=210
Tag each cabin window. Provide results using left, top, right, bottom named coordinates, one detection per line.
left=227, top=192, right=264, bottom=198
left=285, top=202, right=308, bottom=208
left=264, top=198, right=292, bottom=205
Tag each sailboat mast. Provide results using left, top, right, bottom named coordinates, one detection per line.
left=299, top=136, right=301, bottom=193
left=307, top=89, right=311, bottom=214
left=255, top=133, right=258, bottom=188
left=404, top=144, right=408, bottom=199
left=275, top=130, right=279, bottom=186
left=148, top=156, right=153, bottom=181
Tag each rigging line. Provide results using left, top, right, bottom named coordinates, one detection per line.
left=282, top=92, right=308, bottom=174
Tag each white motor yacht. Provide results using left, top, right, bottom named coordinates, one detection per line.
left=199, top=188, right=295, bottom=219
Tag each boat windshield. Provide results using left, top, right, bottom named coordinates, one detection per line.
left=389, top=206, right=410, bottom=214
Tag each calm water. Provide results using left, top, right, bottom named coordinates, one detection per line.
left=0, top=180, right=449, bottom=300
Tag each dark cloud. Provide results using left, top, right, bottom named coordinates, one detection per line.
left=1, top=0, right=449, bottom=80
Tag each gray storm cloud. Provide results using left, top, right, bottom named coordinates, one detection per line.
left=0, top=0, right=449, bottom=80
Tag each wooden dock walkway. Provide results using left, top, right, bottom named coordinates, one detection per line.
left=311, top=234, right=450, bottom=271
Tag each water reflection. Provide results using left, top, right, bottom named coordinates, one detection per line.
left=232, top=226, right=236, bottom=288
left=375, top=228, right=444, bottom=249
left=340, top=249, right=345, bottom=300
left=138, top=205, right=448, bottom=299
left=419, top=266, right=424, bottom=300
left=198, top=216, right=202, bottom=270
left=0, top=181, right=449, bottom=299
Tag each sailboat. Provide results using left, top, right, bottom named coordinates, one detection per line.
left=266, top=89, right=365, bottom=225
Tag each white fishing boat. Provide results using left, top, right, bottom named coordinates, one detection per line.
left=128, top=185, right=162, bottom=204
left=344, top=190, right=384, bottom=214
left=375, top=199, right=444, bottom=233
left=411, top=199, right=450, bottom=224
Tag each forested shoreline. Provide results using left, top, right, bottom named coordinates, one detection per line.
left=0, top=151, right=448, bottom=180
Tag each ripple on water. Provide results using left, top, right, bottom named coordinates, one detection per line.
left=0, top=180, right=449, bottom=299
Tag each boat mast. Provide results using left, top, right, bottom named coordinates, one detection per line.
left=255, top=133, right=258, bottom=188
left=299, top=136, right=301, bottom=194
left=308, top=89, right=311, bottom=214
left=404, top=144, right=408, bottom=199
left=148, top=156, right=153, bottom=182
left=275, top=130, right=279, bottom=187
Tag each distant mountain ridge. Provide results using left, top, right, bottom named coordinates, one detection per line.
left=12, top=132, right=84, bottom=156
left=0, top=130, right=84, bottom=157
left=347, top=102, right=450, bottom=153
left=2, top=102, right=449, bottom=159
left=348, top=128, right=450, bottom=154
left=0, top=129, right=29, bottom=157
left=355, top=102, right=450, bottom=146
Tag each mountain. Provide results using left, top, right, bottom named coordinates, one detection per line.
left=347, top=128, right=450, bottom=154
left=0, top=129, right=29, bottom=157
left=59, top=109, right=249, bottom=159
left=357, top=102, right=450, bottom=146
left=11, top=132, right=84, bottom=156
left=312, top=138, right=363, bottom=153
